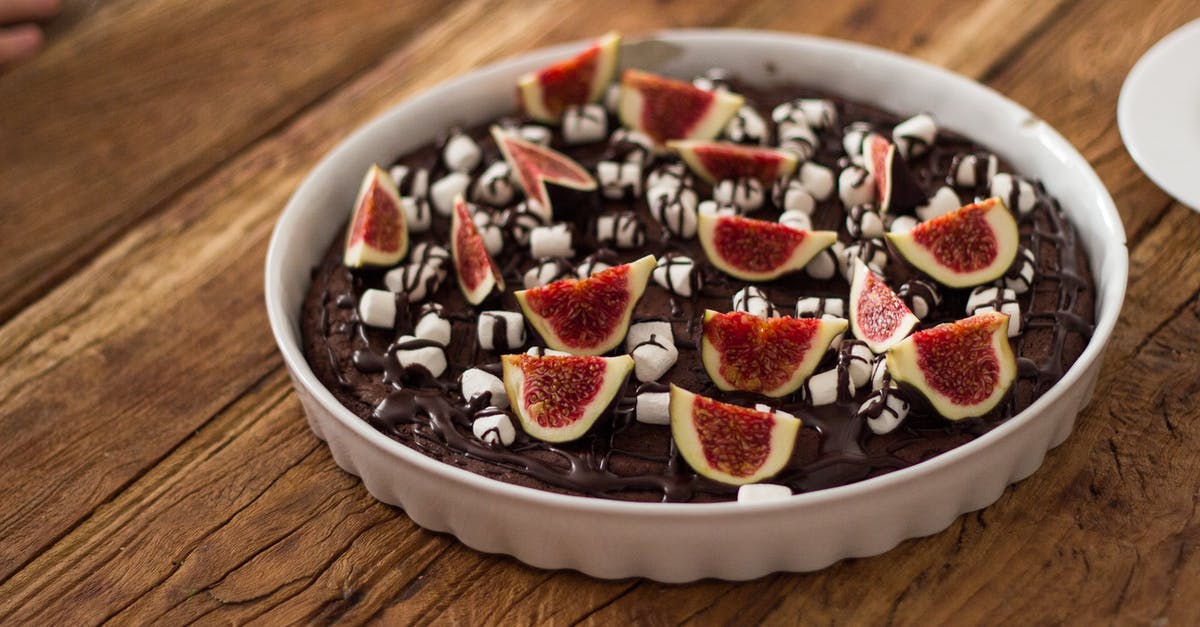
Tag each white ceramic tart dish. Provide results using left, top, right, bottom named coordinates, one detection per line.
left=265, top=30, right=1126, bottom=582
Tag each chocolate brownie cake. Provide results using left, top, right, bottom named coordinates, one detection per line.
left=300, top=35, right=1095, bottom=503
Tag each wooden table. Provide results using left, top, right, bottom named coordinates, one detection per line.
left=2, top=0, right=1198, bottom=623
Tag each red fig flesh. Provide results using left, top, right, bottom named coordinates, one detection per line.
left=618, top=69, right=743, bottom=145
left=669, top=385, right=801, bottom=485
left=502, top=353, right=634, bottom=442
left=849, top=259, right=919, bottom=353
left=667, top=140, right=799, bottom=184
left=886, top=312, right=1016, bottom=420
left=344, top=164, right=408, bottom=268
left=887, top=196, right=1019, bottom=288
left=697, top=211, right=837, bottom=281
left=515, top=255, right=656, bottom=356
left=518, top=32, right=621, bottom=123
left=491, top=126, right=596, bottom=217
left=701, top=310, right=846, bottom=397
left=450, top=195, right=505, bottom=304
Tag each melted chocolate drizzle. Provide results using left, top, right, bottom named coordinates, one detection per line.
left=301, top=80, right=1096, bottom=503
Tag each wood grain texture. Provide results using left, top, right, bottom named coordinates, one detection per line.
left=0, top=0, right=452, bottom=323
left=2, top=0, right=1198, bottom=623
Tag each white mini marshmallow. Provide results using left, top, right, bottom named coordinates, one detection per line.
left=529, top=224, right=574, bottom=258
left=724, top=105, right=768, bottom=144
left=861, top=386, right=910, bottom=435
left=838, top=240, right=888, bottom=281
left=795, top=296, right=845, bottom=320
left=430, top=172, right=471, bottom=216
left=517, top=124, right=552, bottom=146
left=608, top=128, right=654, bottom=165
left=627, top=321, right=678, bottom=382
left=635, top=391, right=671, bottom=425
left=414, top=311, right=452, bottom=346
left=799, top=161, right=835, bottom=200
left=966, top=286, right=1022, bottom=337
left=391, top=165, right=429, bottom=198
left=846, top=204, right=885, bottom=239
left=400, top=197, right=432, bottom=233
left=802, top=368, right=851, bottom=406
left=713, top=177, right=765, bottom=213
left=396, top=335, right=447, bottom=378
left=410, top=242, right=451, bottom=267
left=473, top=211, right=505, bottom=256
left=472, top=161, right=516, bottom=206
left=991, top=173, right=1037, bottom=215
left=839, top=164, right=875, bottom=208
left=525, top=346, right=570, bottom=357
left=562, top=103, right=608, bottom=144
left=773, top=177, right=816, bottom=215
left=778, top=209, right=812, bottom=231
left=648, top=185, right=700, bottom=239
left=732, top=286, right=778, bottom=318
left=951, top=152, right=999, bottom=188
left=358, top=289, right=397, bottom=328
left=646, top=162, right=690, bottom=190
left=888, top=214, right=919, bottom=234
left=652, top=255, right=700, bottom=298
left=627, top=320, right=672, bottom=351
left=502, top=202, right=548, bottom=246
left=799, top=98, right=837, bottom=129
left=778, top=120, right=818, bottom=160
left=1005, top=247, right=1036, bottom=294
left=842, top=121, right=873, bottom=164
left=473, top=409, right=516, bottom=446
left=843, top=340, right=874, bottom=389
left=576, top=257, right=612, bottom=278
left=737, top=483, right=793, bottom=503
left=477, top=310, right=526, bottom=351
left=384, top=262, right=446, bottom=303
left=523, top=258, right=568, bottom=288
left=461, top=368, right=508, bottom=408
left=916, top=185, right=962, bottom=221
left=597, top=160, right=644, bottom=200
left=804, top=247, right=839, bottom=280
left=628, top=336, right=676, bottom=379
left=892, top=113, right=937, bottom=159
left=443, top=132, right=481, bottom=173
left=596, top=212, right=645, bottom=249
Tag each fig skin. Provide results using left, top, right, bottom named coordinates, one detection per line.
left=503, top=354, right=634, bottom=443
left=886, top=196, right=1020, bottom=289
left=344, top=164, right=409, bottom=268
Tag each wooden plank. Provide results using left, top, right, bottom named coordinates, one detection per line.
left=0, top=0, right=453, bottom=323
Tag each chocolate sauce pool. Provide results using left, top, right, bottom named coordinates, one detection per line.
left=300, top=80, right=1095, bottom=503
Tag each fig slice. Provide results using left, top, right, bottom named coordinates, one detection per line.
left=849, top=258, right=919, bottom=353
left=515, top=255, right=656, bottom=356
left=618, top=69, right=744, bottom=146
left=863, top=134, right=927, bottom=213
left=697, top=211, right=837, bottom=281
left=343, top=164, right=409, bottom=268
left=669, top=385, right=801, bottom=485
left=886, top=196, right=1019, bottom=288
left=491, top=126, right=597, bottom=217
left=518, top=31, right=621, bottom=123
left=450, top=195, right=505, bottom=305
left=667, top=140, right=799, bottom=184
left=886, top=312, right=1016, bottom=420
left=700, top=310, right=846, bottom=397
left=502, top=353, right=634, bottom=443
